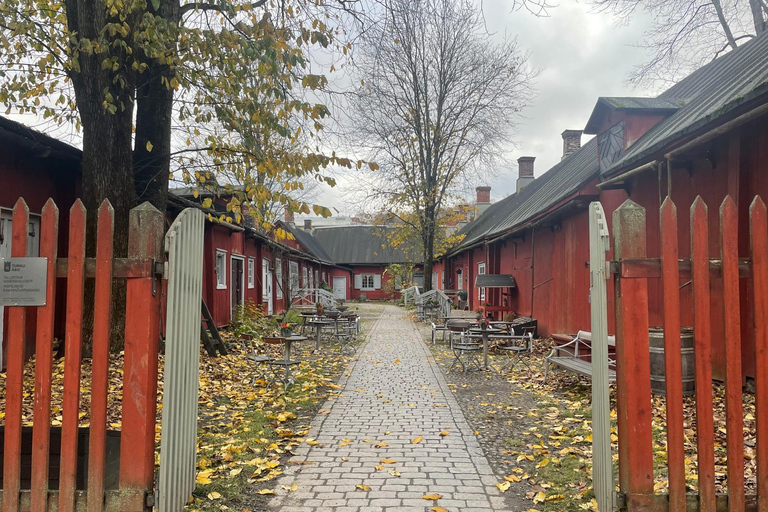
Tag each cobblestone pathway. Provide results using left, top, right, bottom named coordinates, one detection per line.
left=269, top=305, right=514, bottom=512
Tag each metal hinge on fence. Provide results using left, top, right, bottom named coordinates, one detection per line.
left=615, top=492, right=627, bottom=509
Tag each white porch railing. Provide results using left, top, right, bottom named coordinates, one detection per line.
left=415, top=289, right=452, bottom=319
left=291, top=287, right=337, bottom=308
left=402, top=285, right=420, bottom=305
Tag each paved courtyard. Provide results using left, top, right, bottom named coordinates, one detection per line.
left=268, top=305, right=515, bottom=512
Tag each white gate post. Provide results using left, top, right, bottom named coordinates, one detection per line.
left=589, top=201, right=615, bottom=511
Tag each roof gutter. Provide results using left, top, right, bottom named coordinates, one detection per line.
left=598, top=99, right=768, bottom=188
left=597, top=160, right=660, bottom=190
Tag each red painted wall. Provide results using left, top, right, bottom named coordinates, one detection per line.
left=617, top=116, right=768, bottom=380
left=329, top=268, right=352, bottom=301
left=1, top=147, right=80, bottom=364
left=350, top=264, right=393, bottom=301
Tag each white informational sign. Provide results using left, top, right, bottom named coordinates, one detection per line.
left=0, top=257, right=48, bottom=306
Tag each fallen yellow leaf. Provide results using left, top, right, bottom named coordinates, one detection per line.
left=412, top=436, right=423, bottom=444
left=431, top=507, right=450, bottom=512
left=207, top=492, right=222, bottom=500
left=422, top=493, right=443, bottom=500
left=281, top=483, right=299, bottom=492
left=380, top=458, right=397, bottom=464
left=439, top=431, right=449, bottom=437
left=257, top=489, right=276, bottom=495
left=496, top=481, right=510, bottom=492
left=356, top=484, right=371, bottom=491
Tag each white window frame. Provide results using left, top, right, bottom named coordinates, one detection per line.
left=216, top=249, right=227, bottom=289
left=361, top=274, right=375, bottom=290
left=478, top=262, right=486, bottom=302
left=289, top=260, right=299, bottom=297
left=275, top=258, right=283, bottom=299
left=302, top=266, right=308, bottom=289
left=247, top=257, right=255, bottom=289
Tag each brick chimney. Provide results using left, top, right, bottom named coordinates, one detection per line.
left=476, top=186, right=491, bottom=216
left=304, top=219, right=312, bottom=230
left=516, top=156, right=535, bottom=193
left=284, top=205, right=295, bottom=226
left=562, top=129, right=583, bottom=160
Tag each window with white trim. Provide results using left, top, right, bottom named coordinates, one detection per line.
left=216, top=250, right=227, bottom=289
left=289, top=261, right=299, bottom=296
left=247, top=258, right=255, bottom=288
left=302, top=266, right=308, bottom=289
left=478, top=262, right=486, bottom=302
left=362, top=274, right=374, bottom=289
left=275, top=258, right=283, bottom=299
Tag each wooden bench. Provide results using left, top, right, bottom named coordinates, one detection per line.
left=545, top=330, right=616, bottom=381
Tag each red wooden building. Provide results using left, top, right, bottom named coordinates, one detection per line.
left=439, top=30, right=768, bottom=381
left=311, top=225, right=423, bottom=301
left=0, top=117, right=82, bottom=367
left=168, top=191, right=351, bottom=327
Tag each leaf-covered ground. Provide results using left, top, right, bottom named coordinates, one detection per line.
left=418, top=320, right=758, bottom=512
left=0, top=305, right=377, bottom=512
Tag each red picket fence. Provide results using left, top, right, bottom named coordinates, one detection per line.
left=0, top=198, right=164, bottom=512
left=612, top=195, right=768, bottom=511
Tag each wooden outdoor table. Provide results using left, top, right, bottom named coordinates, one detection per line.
left=306, top=319, right=333, bottom=352
left=467, top=327, right=503, bottom=370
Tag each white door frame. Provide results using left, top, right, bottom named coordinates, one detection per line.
left=262, top=258, right=273, bottom=315
left=332, top=276, right=347, bottom=300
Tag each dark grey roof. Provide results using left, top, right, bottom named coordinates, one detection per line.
left=0, top=116, right=82, bottom=165
left=603, top=31, right=768, bottom=176
left=312, top=225, right=421, bottom=265
left=449, top=137, right=599, bottom=253
left=280, top=222, right=335, bottom=265
left=584, top=97, right=684, bottom=133
left=475, top=274, right=516, bottom=288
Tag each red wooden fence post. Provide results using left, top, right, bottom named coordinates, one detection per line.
left=58, top=200, right=87, bottom=512
left=720, top=196, right=745, bottom=512
left=749, top=196, right=768, bottom=512
left=2, top=199, right=29, bottom=512
left=660, top=197, right=686, bottom=511
left=30, top=200, right=59, bottom=512
left=119, top=202, right=164, bottom=493
left=87, top=201, right=115, bottom=512
left=612, top=200, right=654, bottom=508
left=691, top=197, right=716, bottom=512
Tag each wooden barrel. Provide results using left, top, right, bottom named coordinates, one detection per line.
left=649, top=326, right=695, bottom=396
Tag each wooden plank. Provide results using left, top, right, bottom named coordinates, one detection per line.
left=720, top=196, right=745, bottom=512
left=54, top=257, right=158, bottom=279
left=749, top=196, right=768, bottom=512
left=30, top=199, right=59, bottom=512
left=119, top=203, right=164, bottom=489
left=691, top=197, right=716, bottom=512
left=610, top=258, right=752, bottom=279
left=58, top=200, right=87, bottom=512
left=3, top=199, right=29, bottom=512
left=87, top=201, right=114, bottom=512
left=660, top=197, right=686, bottom=510
left=0, top=489, right=147, bottom=512
left=612, top=200, right=654, bottom=496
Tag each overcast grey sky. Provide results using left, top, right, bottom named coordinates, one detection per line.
left=318, top=0, right=657, bottom=214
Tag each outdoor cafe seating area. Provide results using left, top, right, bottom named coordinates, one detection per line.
left=238, top=305, right=361, bottom=389
left=429, top=309, right=538, bottom=375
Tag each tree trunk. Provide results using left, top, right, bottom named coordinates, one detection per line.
left=65, top=0, right=138, bottom=353
left=134, top=0, right=179, bottom=212
left=422, top=221, right=435, bottom=293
